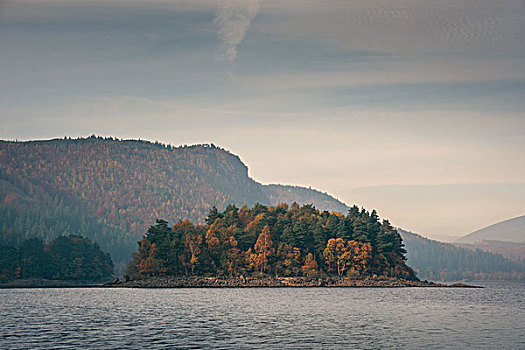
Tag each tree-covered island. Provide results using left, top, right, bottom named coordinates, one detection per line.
left=121, top=203, right=442, bottom=287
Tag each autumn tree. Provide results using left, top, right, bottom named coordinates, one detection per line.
left=254, top=225, right=273, bottom=273
left=275, top=243, right=301, bottom=276
left=302, top=253, right=319, bottom=277
left=205, top=226, right=221, bottom=255
left=245, top=248, right=258, bottom=272
left=139, top=242, right=163, bottom=276
left=323, top=238, right=352, bottom=276
left=347, top=240, right=372, bottom=275
left=184, top=233, right=202, bottom=274
left=225, top=235, right=243, bottom=277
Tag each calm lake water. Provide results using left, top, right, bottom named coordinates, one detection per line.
left=1, top=282, right=524, bottom=349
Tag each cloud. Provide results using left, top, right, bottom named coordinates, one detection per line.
left=214, top=0, right=259, bottom=61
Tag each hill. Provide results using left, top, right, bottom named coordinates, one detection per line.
left=0, top=136, right=348, bottom=271
left=456, top=215, right=525, bottom=243
left=400, top=229, right=525, bottom=281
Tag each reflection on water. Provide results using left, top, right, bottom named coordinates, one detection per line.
left=1, top=282, right=524, bottom=349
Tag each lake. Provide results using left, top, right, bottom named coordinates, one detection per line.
left=1, top=282, right=523, bottom=349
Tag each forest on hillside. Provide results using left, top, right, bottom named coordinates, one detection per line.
left=0, top=136, right=348, bottom=270
left=400, top=230, right=525, bottom=281
left=125, top=203, right=417, bottom=280
left=0, top=235, right=114, bottom=282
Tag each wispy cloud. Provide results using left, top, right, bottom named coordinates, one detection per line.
left=214, top=0, right=259, bottom=61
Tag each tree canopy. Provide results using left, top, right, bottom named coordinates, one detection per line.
left=0, top=235, right=114, bottom=282
left=125, top=203, right=417, bottom=280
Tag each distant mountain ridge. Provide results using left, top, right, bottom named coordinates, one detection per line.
left=456, top=215, right=525, bottom=243
left=455, top=240, right=525, bottom=263
left=400, top=229, right=525, bottom=281
left=0, top=136, right=348, bottom=270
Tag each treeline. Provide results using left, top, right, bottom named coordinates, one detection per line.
left=0, top=235, right=114, bottom=282
left=400, top=230, right=525, bottom=281
left=126, top=203, right=417, bottom=280
left=0, top=136, right=348, bottom=271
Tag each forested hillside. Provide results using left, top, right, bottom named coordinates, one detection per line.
left=126, top=204, right=416, bottom=280
left=0, top=136, right=348, bottom=271
left=400, top=229, right=525, bottom=281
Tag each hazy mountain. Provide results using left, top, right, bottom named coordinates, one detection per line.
left=455, top=240, right=525, bottom=263
left=456, top=215, right=525, bottom=243
left=0, top=136, right=348, bottom=270
left=400, top=229, right=525, bottom=281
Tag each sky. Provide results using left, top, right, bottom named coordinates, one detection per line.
left=1, top=0, right=524, bottom=241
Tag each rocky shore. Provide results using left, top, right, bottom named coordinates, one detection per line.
left=105, top=276, right=482, bottom=288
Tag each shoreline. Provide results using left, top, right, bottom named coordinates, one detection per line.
left=106, top=276, right=482, bottom=288
left=0, top=277, right=483, bottom=288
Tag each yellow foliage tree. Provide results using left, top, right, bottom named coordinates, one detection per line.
left=324, top=238, right=373, bottom=277
left=254, top=225, right=273, bottom=273
left=323, top=238, right=351, bottom=276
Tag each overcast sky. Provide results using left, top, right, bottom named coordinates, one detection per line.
left=1, top=0, right=524, bottom=241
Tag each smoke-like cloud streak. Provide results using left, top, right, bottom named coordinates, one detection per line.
left=214, top=0, right=260, bottom=61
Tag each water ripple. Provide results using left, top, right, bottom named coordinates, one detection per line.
left=0, top=282, right=523, bottom=349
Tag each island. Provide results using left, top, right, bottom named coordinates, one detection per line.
left=114, top=203, right=480, bottom=288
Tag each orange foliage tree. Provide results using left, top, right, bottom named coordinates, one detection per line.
left=302, top=253, right=319, bottom=277
left=323, top=238, right=372, bottom=277
left=254, top=225, right=273, bottom=273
